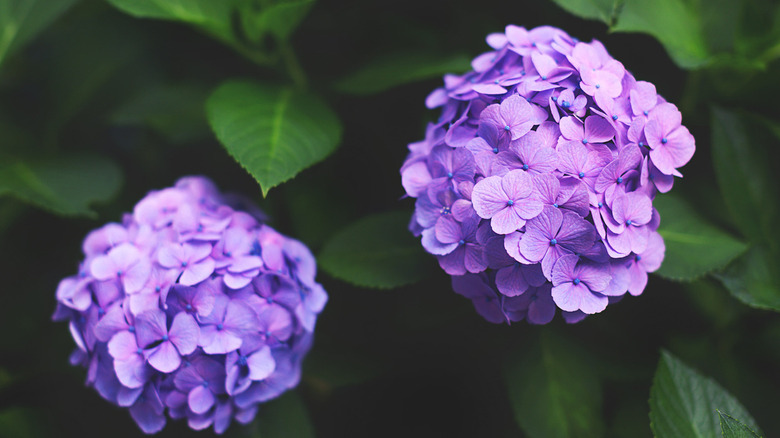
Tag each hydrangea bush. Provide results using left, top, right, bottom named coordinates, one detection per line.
left=52, top=176, right=327, bottom=434
left=401, top=25, right=695, bottom=324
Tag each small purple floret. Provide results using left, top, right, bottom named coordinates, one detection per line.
left=54, top=176, right=326, bottom=434
left=401, top=24, right=688, bottom=324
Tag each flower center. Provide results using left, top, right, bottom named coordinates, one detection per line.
left=573, top=278, right=581, bottom=285
left=550, top=239, right=557, bottom=246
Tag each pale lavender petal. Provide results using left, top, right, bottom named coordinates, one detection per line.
left=108, top=331, right=138, bottom=360
left=199, top=326, right=243, bottom=355
left=583, top=115, right=615, bottom=143
left=94, top=305, right=130, bottom=342
left=135, top=309, right=167, bottom=348
left=491, top=206, right=525, bottom=235
left=169, top=313, right=199, bottom=355
left=180, top=258, right=215, bottom=286
left=519, top=228, right=552, bottom=262
left=247, top=347, right=276, bottom=380
left=188, top=385, right=216, bottom=415
left=90, top=255, right=120, bottom=281
left=551, top=282, right=585, bottom=312
left=225, top=301, right=261, bottom=334
left=578, top=289, right=609, bottom=314
left=501, top=169, right=534, bottom=200
left=224, top=273, right=254, bottom=290
left=577, top=263, right=612, bottom=292
left=435, top=216, right=464, bottom=244
left=123, top=258, right=151, bottom=294
left=472, top=176, right=508, bottom=219
left=551, top=253, right=579, bottom=285
left=422, top=227, right=458, bottom=255
left=401, top=161, right=432, bottom=197
left=559, top=116, right=583, bottom=141
left=157, top=244, right=184, bottom=268
left=147, top=341, right=181, bottom=373
left=115, top=355, right=148, bottom=389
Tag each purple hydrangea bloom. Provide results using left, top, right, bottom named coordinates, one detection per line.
left=54, top=176, right=326, bottom=434
left=401, top=25, right=691, bottom=324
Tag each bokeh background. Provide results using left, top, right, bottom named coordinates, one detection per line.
left=1, top=0, right=779, bottom=436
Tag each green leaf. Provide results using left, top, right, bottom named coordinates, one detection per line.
left=110, top=83, right=210, bottom=144
left=318, top=211, right=431, bottom=289
left=0, top=154, right=122, bottom=217
left=0, top=0, right=79, bottom=68
left=0, top=408, right=48, bottom=438
left=505, top=331, right=605, bottom=438
left=206, top=80, right=342, bottom=196
left=229, top=392, right=314, bottom=438
left=334, top=51, right=471, bottom=95
left=240, top=0, right=315, bottom=42
left=105, top=0, right=236, bottom=42
left=653, top=194, right=747, bottom=281
left=649, top=351, right=762, bottom=438
left=713, top=245, right=780, bottom=312
left=719, top=410, right=762, bottom=438
left=711, top=108, right=779, bottom=244
left=548, top=0, right=620, bottom=25
left=611, top=0, right=711, bottom=69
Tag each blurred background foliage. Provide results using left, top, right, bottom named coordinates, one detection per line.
left=0, top=0, right=779, bottom=436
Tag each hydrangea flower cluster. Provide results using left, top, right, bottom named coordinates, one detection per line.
left=52, top=176, right=327, bottom=434
left=401, top=25, right=694, bottom=324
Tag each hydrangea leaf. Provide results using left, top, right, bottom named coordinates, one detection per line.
left=504, top=331, right=605, bottom=438
left=548, top=0, right=621, bottom=25
left=610, top=0, right=711, bottom=69
left=234, top=392, right=314, bottom=438
left=711, top=108, right=778, bottom=245
left=649, top=351, right=762, bottom=438
left=713, top=245, right=780, bottom=312
left=110, top=84, right=210, bottom=144
left=206, top=80, right=342, bottom=196
left=334, top=51, right=471, bottom=95
left=719, top=410, right=762, bottom=438
left=318, top=212, right=431, bottom=289
left=0, top=154, right=122, bottom=218
left=0, top=0, right=79, bottom=68
left=0, top=407, right=49, bottom=437
left=240, top=0, right=315, bottom=42
left=105, top=0, right=236, bottom=42
left=653, top=194, right=747, bottom=281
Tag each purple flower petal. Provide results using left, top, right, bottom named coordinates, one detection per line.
left=169, top=313, right=199, bottom=355
left=247, top=346, right=276, bottom=380
left=147, top=341, right=181, bottom=373
left=188, top=385, right=216, bottom=415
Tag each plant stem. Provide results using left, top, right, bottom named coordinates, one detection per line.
left=279, top=40, right=308, bottom=90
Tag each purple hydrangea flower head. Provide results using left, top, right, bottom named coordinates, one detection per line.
left=54, top=176, right=326, bottom=434
left=401, top=25, right=691, bottom=324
